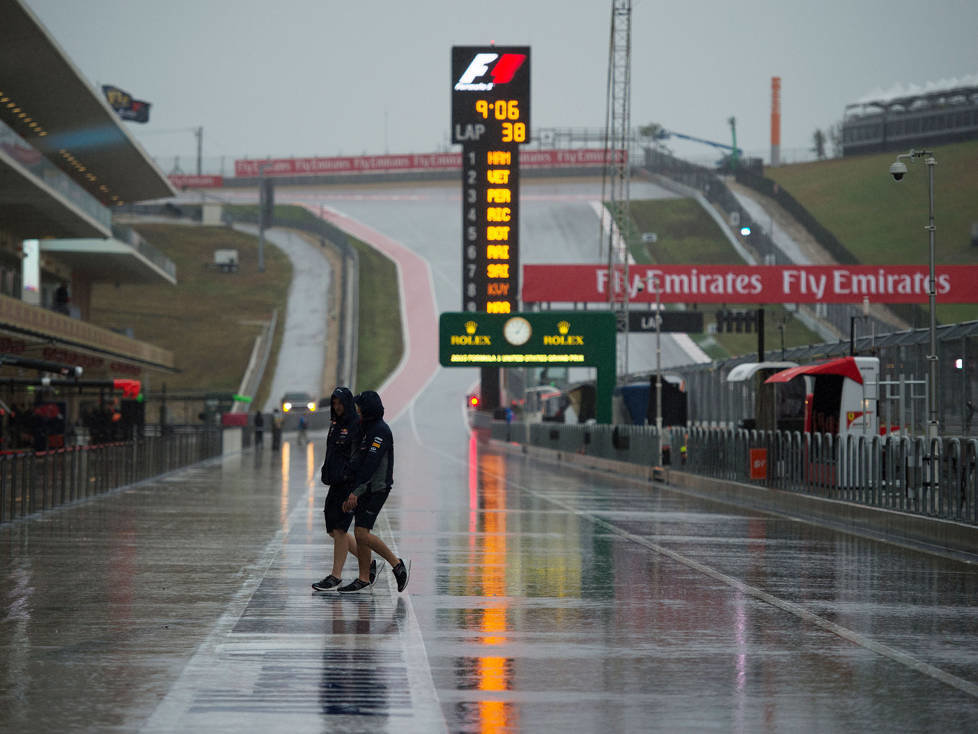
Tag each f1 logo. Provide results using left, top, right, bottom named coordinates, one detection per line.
left=455, top=53, right=526, bottom=91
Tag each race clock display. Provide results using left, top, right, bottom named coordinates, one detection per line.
left=452, top=46, right=530, bottom=314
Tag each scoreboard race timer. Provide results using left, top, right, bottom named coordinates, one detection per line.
left=451, top=46, right=530, bottom=314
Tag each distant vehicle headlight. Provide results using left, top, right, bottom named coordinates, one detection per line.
left=307, top=402, right=316, bottom=412
left=283, top=402, right=292, bottom=412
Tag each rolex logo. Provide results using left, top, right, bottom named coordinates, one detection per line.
left=452, top=320, right=491, bottom=346
left=543, top=320, right=583, bottom=347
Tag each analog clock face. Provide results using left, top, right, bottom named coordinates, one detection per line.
left=503, top=316, right=532, bottom=346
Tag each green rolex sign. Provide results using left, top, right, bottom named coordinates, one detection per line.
left=438, top=311, right=616, bottom=423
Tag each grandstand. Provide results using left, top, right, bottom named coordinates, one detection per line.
left=0, top=0, right=177, bottom=449
left=842, top=74, right=978, bottom=155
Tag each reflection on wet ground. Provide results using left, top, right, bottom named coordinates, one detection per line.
left=2, top=431, right=977, bottom=732
left=406, top=432, right=978, bottom=732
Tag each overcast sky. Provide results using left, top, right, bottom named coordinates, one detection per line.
left=23, top=0, right=978, bottom=170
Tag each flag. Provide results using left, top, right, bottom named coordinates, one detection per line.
left=102, top=84, right=151, bottom=123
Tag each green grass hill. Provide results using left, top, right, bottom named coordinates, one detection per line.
left=766, top=139, right=978, bottom=323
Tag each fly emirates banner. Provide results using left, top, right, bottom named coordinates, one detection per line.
left=521, top=264, right=978, bottom=304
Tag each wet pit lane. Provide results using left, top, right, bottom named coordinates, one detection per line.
left=2, top=174, right=976, bottom=733
left=4, top=427, right=977, bottom=733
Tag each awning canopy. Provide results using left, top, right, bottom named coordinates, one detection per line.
left=41, top=237, right=176, bottom=285
left=0, top=0, right=176, bottom=206
left=0, top=146, right=112, bottom=239
left=725, top=361, right=798, bottom=383
left=765, top=356, right=864, bottom=385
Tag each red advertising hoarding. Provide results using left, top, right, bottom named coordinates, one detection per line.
left=522, top=264, right=978, bottom=304
left=168, top=174, right=224, bottom=188
left=233, top=149, right=621, bottom=178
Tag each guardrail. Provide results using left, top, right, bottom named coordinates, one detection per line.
left=685, top=427, right=977, bottom=525
left=0, top=426, right=222, bottom=523
left=490, top=421, right=977, bottom=526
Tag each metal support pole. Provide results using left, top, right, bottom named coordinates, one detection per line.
left=891, top=149, right=939, bottom=440
left=195, top=126, right=203, bottom=176
left=925, top=154, right=938, bottom=441
left=655, top=275, right=662, bottom=433
left=258, top=164, right=267, bottom=273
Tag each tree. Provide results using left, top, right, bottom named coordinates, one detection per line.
left=811, top=128, right=827, bottom=160
left=638, top=122, right=666, bottom=141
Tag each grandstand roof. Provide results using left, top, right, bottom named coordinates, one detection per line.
left=846, top=73, right=978, bottom=115
left=0, top=0, right=175, bottom=207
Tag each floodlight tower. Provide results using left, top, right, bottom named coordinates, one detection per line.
left=601, top=0, right=633, bottom=378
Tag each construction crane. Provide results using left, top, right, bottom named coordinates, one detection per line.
left=650, top=117, right=742, bottom=169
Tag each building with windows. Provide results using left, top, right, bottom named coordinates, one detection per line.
left=842, top=75, right=978, bottom=156
left=1, top=0, right=178, bottom=446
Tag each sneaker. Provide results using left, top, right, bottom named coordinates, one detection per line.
left=311, top=575, right=342, bottom=592
left=337, top=578, right=372, bottom=594
left=369, top=559, right=377, bottom=584
left=392, top=558, right=410, bottom=593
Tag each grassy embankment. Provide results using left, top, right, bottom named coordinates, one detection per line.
left=90, top=211, right=402, bottom=404
left=766, top=139, right=978, bottom=325
left=626, top=197, right=821, bottom=360
left=90, top=223, right=290, bottom=410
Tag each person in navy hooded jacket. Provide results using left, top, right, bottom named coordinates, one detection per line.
left=312, top=386, right=374, bottom=591
left=338, top=390, right=409, bottom=593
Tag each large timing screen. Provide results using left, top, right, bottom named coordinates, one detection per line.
left=452, top=46, right=530, bottom=314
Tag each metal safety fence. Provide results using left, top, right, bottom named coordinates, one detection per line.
left=685, top=428, right=977, bottom=525
left=491, top=421, right=977, bottom=526
left=0, top=426, right=222, bottom=524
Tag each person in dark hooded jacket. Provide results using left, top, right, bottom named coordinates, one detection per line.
left=338, top=390, right=410, bottom=593
left=312, top=387, right=372, bottom=591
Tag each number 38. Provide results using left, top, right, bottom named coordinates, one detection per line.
left=502, top=122, right=526, bottom=143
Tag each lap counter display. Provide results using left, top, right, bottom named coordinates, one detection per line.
left=452, top=46, right=530, bottom=315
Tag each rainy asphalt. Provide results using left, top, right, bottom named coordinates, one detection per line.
left=3, top=179, right=978, bottom=732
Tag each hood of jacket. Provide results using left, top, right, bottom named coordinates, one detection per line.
left=354, top=390, right=385, bottom=422
left=330, top=386, right=357, bottom=425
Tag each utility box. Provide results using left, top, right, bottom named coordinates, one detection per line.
left=202, top=201, right=224, bottom=226
left=749, top=448, right=768, bottom=479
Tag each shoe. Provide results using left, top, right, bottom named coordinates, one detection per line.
left=392, top=558, right=410, bottom=593
left=369, top=559, right=377, bottom=584
left=337, top=578, right=372, bottom=594
left=311, top=575, right=342, bottom=591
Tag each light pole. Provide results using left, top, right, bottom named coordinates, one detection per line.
left=889, top=149, right=939, bottom=441
left=257, top=162, right=274, bottom=273
left=654, top=274, right=662, bottom=434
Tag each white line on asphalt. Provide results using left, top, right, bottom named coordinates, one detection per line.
left=143, top=482, right=446, bottom=732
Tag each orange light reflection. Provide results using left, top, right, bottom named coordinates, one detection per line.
left=473, top=449, right=515, bottom=732
left=279, top=441, right=290, bottom=526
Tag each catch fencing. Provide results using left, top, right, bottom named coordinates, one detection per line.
left=491, top=421, right=977, bottom=526
left=0, top=426, right=222, bottom=523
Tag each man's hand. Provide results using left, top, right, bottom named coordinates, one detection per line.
left=342, top=493, right=358, bottom=513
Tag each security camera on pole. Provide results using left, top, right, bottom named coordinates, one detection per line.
left=889, top=149, right=939, bottom=442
